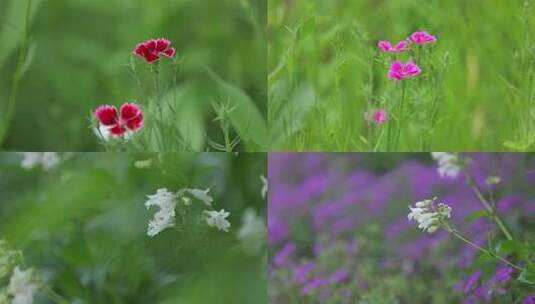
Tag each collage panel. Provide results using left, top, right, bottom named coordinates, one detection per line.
left=268, top=153, right=535, bottom=303
left=268, top=0, right=535, bottom=151
left=0, top=152, right=266, bottom=303
left=0, top=0, right=266, bottom=152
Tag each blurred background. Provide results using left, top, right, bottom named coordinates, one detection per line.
left=0, top=0, right=266, bottom=151
left=0, top=152, right=266, bottom=303
left=268, top=0, right=535, bottom=151
left=268, top=153, right=535, bottom=303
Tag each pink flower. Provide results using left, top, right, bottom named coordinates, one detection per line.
left=95, top=103, right=144, bottom=138
left=377, top=40, right=409, bottom=53
left=388, top=60, right=421, bottom=80
left=133, top=38, right=176, bottom=64
left=409, top=31, right=437, bottom=45
left=365, top=109, right=388, bottom=125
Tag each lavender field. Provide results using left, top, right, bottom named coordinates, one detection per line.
left=268, top=153, right=535, bottom=303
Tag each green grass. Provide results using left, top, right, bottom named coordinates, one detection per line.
left=268, top=0, right=535, bottom=151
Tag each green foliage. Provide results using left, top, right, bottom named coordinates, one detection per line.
left=0, top=152, right=267, bottom=303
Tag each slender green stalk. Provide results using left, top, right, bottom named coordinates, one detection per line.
left=394, top=81, right=407, bottom=149
left=40, top=283, right=69, bottom=304
left=464, top=172, right=514, bottom=241
left=445, top=226, right=523, bottom=271
left=0, top=0, right=33, bottom=145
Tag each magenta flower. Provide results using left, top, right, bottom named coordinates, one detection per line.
left=388, top=60, right=421, bottom=80
left=133, top=38, right=177, bottom=64
left=377, top=40, right=409, bottom=53
left=409, top=31, right=437, bottom=45
left=365, top=109, right=388, bottom=125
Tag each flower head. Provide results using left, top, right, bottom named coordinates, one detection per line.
left=204, top=209, right=231, bottom=232
left=145, top=188, right=177, bottom=237
left=408, top=197, right=451, bottom=233
left=184, top=188, right=213, bottom=206
left=365, top=109, right=388, bottom=125
left=410, top=31, right=437, bottom=45
left=21, top=153, right=60, bottom=171
left=260, top=175, right=268, bottom=199
left=133, top=38, right=176, bottom=64
left=378, top=40, right=409, bottom=53
left=431, top=152, right=462, bottom=178
left=8, top=266, right=38, bottom=304
left=388, top=60, right=421, bottom=80
left=95, top=103, right=144, bottom=139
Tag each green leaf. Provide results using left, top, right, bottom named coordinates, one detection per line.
left=518, top=264, right=535, bottom=285
left=0, top=0, right=42, bottom=68
left=497, top=240, right=530, bottom=261
left=464, top=210, right=491, bottom=224
left=205, top=68, right=267, bottom=150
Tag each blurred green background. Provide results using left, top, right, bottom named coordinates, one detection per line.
left=0, top=152, right=267, bottom=303
left=0, top=0, right=266, bottom=151
left=268, top=0, right=535, bottom=151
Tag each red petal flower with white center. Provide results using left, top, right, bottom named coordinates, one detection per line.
left=94, top=103, right=144, bottom=138
left=133, top=38, right=177, bottom=64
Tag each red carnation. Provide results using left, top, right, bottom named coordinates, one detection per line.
left=94, top=103, right=144, bottom=138
left=133, top=38, right=176, bottom=64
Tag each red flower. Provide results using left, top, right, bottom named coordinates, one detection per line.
left=95, top=103, right=144, bottom=138
left=133, top=38, right=176, bottom=64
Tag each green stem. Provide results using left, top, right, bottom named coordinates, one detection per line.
left=40, top=284, right=69, bottom=304
left=0, top=0, right=33, bottom=145
left=464, top=172, right=514, bottom=241
left=446, top=226, right=523, bottom=271
left=394, top=81, right=406, bottom=149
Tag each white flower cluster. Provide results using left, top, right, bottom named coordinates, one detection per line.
left=145, top=187, right=230, bottom=237
left=431, top=152, right=462, bottom=178
left=408, top=198, right=452, bottom=233
left=145, top=188, right=178, bottom=237
left=21, top=153, right=60, bottom=171
left=7, top=267, right=38, bottom=304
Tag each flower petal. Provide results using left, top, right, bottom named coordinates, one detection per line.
left=95, top=105, right=118, bottom=126
left=120, top=103, right=144, bottom=131
left=163, top=47, right=176, bottom=58
left=155, top=38, right=171, bottom=52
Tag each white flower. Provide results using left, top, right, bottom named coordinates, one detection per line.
left=260, top=175, right=268, bottom=199
left=204, top=209, right=231, bottom=232
left=21, top=153, right=41, bottom=170
left=184, top=188, right=213, bottom=206
left=408, top=198, right=452, bottom=233
left=237, top=208, right=266, bottom=255
left=8, top=267, right=38, bottom=304
left=21, top=153, right=60, bottom=171
left=145, top=188, right=177, bottom=237
left=431, top=152, right=461, bottom=178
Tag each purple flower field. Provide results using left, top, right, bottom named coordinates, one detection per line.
left=268, top=153, right=535, bottom=303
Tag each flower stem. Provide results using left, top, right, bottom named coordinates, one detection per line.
left=394, top=81, right=407, bottom=149
left=40, top=284, right=69, bottom=304
left=464, top=172, right=514, bottom=241
left=0, top=0, right=33, bottom=145
left=445, top=226, right=523, bottom=271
